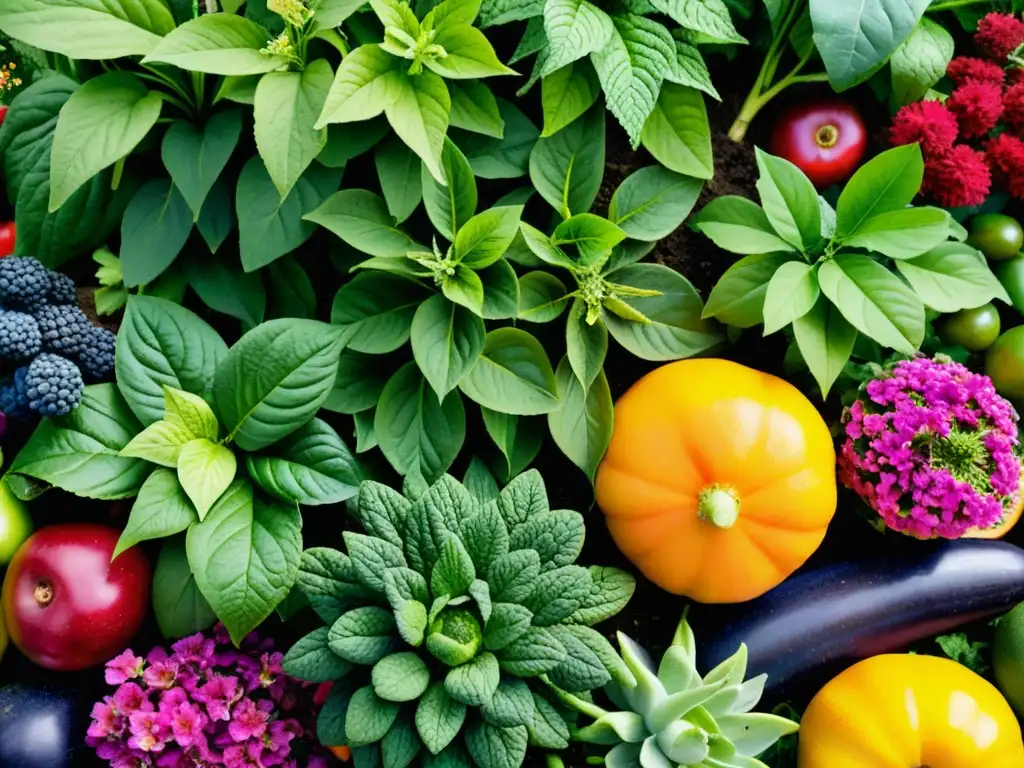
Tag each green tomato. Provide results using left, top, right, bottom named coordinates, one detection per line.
left=0, top=479, right=31, bottom=566
left=985, top=326, right=1024, bottom=400
left=969, top=213, right=1024, bottom=262
left=996, top=257, right=1024, bottom=314
left=938, top=304, right=1001, bottom=352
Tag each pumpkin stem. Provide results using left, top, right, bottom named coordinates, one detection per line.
left=697, top=485, right=740, bottom=529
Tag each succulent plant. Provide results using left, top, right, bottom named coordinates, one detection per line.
left=551, top=613, right=798, bottom=768
left=284, top=469, right=637, bottom=768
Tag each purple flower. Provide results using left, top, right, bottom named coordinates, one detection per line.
left=228, top=699, right=269, bottom=742
left=106, top=650, right=145, bottom=685
left=143, top=660, right=179, bottom=690
left=223, top=740, right=263, bottom=768
left=198, top=674, right=242, bottom=722
left=168, top=701, right=207, bottom=748
left=127, top=711, right=169, bottom=753
left=114, top=683, right=153, bottom=716
left=171, top=633, right=215, bottom=668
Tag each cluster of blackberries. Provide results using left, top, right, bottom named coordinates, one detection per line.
left=0, top=257, right=116, bottom=419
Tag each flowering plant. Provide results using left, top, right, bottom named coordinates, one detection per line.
left=889, top=12, right=1024, bottom=206
left=838, top=356, right=1023, bottom=540
left=87, top=624, right=333, bottom=768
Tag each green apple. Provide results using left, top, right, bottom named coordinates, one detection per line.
left=0, top=478, right=31, bottom=566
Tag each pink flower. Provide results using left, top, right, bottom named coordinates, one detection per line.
left=171, top=633, right=216, bottom=667
left=198, top=674, right=242, bottom=722
left=113, top=683, right=152, bottom=716
left=143, top=660, right=179, bottom=690
left=106, top=650, right=145, bottom=685
left=88, top=698, right=124, bottom=740
left=127, top=711, right=169, bottom=753
left=168, top=702, right=207, bottom=748
left=229, top=699, right=270, bottom=742
left=223, top=740, right=264, bottom=768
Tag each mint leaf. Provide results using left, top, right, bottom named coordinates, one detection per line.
left=458, top=506, right=510, bottom=572
left=487, top=549, right=542, bottom=604
left=496, top=627, right=567, bottom=677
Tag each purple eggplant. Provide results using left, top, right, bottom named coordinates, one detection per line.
left=693, top=539, right=1024, bottom=697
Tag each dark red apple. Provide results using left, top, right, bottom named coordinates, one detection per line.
left=1, top=524, right=150, bottom=670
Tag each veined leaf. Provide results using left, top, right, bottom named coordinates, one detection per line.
left=529, top=103, right=605, bottom=219
left=541, top=0, right=614, bottom=76
left=316, top=44, right=405, bottom=128
left=144, top=14, right=288, bottom=74
left=792, top=297, right=857, bottom=397
left=541, top=60, right=601, bottom=138
left=640, top=83, right=712, bottom=180
left=386, top=70, right=451, bottom=184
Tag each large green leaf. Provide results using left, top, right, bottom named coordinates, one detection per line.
left=0, top=0, right=173, bottom=59
left=177, top=438, right=237, bottom=520
left=542, top=0, right=614, bottom=75
left=386, top=70, right=452, bottom=184
left=689, top=196, right=796, bottom=254
left=640, top=83, right=712, bottom=180
left=375, top=134, right=424, bottom=223
left=792, top=297, right=857, bottom=397
left=890, top=17, right=954, bottom=105
left=842, top=207, right=952, bottom=260
left=702, top=253, right=796, bottom=328
left=114, top=469, right=197, bottom=558
left=427, top=24, right=517, bottom=79
left=116, top=296, right=229, bottom=426
left=49, top=71, right=162, bottom=211
left=459, top=328, right=559, bottom=415
left=810, top=0, right=930, bottom=91
left=162, top=111, right=243, bottom=220
left=454, top=98, right=538, bottom=179
left=144, top=14, right=288, bottom=74
left=548, top=358, right=612, bottom=482
left=761, top=261, right=820, bottom=335
left=153, top=537, right=217, bottom=639
left=480, top=409, right=545, bottom=481
left=754, top=148, right=820, bottom=254
left=186, top=479, right=302, bottom=644
left=529, top=104, right=604, bottom=220
left=541, top=60, right=601, bottom=139
left=183, top=251, right=266, bottom=327
left=652, top=0, right=746, bottom=43
left=422, top=138, right=478, bottom=241
left=307, top=189, right=423, bottom=257
left=330, top=272, right=431, bottom=353
left=412, top=294, right=486, bottom=400
left=893, top=242, right=1011, bottom=313
left=10, top=384, right=149, bottom=499
left=196, top=175, right=236, bottom=251
left=609, top=165, right=702, bottom=241
left=316, top=44, right=405, bottom=127
left=214, top=319, right=346, bottom=451
left=835, top=144, right=924, bottom=238
left=449, top=81, right=504, bottom=138
left=119, top=178, right=193, bottom=288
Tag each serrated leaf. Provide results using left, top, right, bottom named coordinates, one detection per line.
left=480, top=679, right=535, bottom=728
left=431, top=535, right=477, bottom=598
left=524, top=564, right=592, bottom=625
left=487, top=549, right=542, bottom=603
left=465, top=720, right=529, bottom=768
left=570, top=566, right=635, bottom=625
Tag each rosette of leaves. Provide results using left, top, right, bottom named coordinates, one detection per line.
left=315, top=0, right=516, bottom=182
left=693, top=144, right=1010, bottom=397
left=284, top=469, right=637, bottom=768
left=6, top=295, right=362, bottom=642
left=550, top=612, right=798, bottom=767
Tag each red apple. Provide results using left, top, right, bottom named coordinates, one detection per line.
left=0, top=104, right=7, bottom=129
left=0, top=222, right=14, bottom=258
left=1, top=523, right=150, bottom=670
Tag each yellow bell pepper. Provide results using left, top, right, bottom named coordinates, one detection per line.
left=799, top=654, right=1024, bottom=767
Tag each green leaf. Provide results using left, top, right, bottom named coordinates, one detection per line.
left=762, top=261, right=820, bottom=335
left=246, top=418, right=363, bottom=506
left=213, top=319, right=346, bottom=451
left=0, top=0, right=173, bottom=59
left=484, top=603, right=533, bottom=651
left=318, top=0, right=369, bottom=26
left=509, top=507, right=586, bottom=572
left=494, top=469, right=548, bottom=531
left=432, top=535, right=477, bottom=598
left=548, top=358, right=612, bottom=482
left=113, top=469, right=196, bottom=558
left=176, top=438, right=237, bottom=520
left=652, top=0, right=746, bottom=43
left=894, top=242, right=1011, bottom=313
left=445, top=652, right=501, bottom=706
left=283, top=627, right=353, bottom=682
left=479, top=0, right=542, bottom=26
left=184, top=251, right=266, bottom=326
left=665, top=37, right=719, bottom=99
left=480, top=259, right=520, bottom=321
left=119, top=419, right=195, bottom=468
left=384, top=567, right=429, bottom=607
left=459, top=328, right=560, bottom=415
left=523, top=564, right=592, bottom=625
left=542, top=0, right=614, bottom=75
left=416, top=682, right=467, bottom=755
left=309, top=188, right=423, bottom=257
left=119, top=179, right=192, bottom=288
left=49, top=72, right=162, bottom=211
left=552, top=214, right=626, bottom=268
left=480, top=409, right=544, bottom=481
left=570, top=566, right=635, bottom=625
left=215, top=74, right=260, bottom=106
left=517, top=272, right=569, bottom=323
left=702, top=253, right=790, bottom=328
left=10, top=384, right=148, bottom=499
left=527, top=693, right=570, bottom=749
left=412, top=294, right=486, bottom=400
left=152, top=536, right=216, bottom=639
left=565, top=300, right=608, bottom=389
left=456, top=207, right=522, bottom=269
left=454, top=98, right=538, bottom=179
left=325, top=350, right=400, bottom=415
left=603, top=263, right=722, bottom=360
left=237, top=158, right=341, bottom=271
left=810, top=0, right=930, bottom=91
left=890, top=17, right=954, bottom=105
left=843, top=207, right=953, bottom=259
left=331, top=272, right=430, bottom=353
left=186, top=479, right=302, bottom=644
left=195, top=176, right=236, bottom=252
left=376, top=135, right=424, bottom=223
left=754, top=148, right=820, bottom=253
left=317, top=45, right=404, bottom=127
left=592, top=14, right=676, bottom=147
left=115, top=296, right=228, bottom=426
left=422, top=138, right=477, bottom=240
left=297, top=547, right=374, bottom=621
left=541, top=61, right=601, bottom=138
left=317, top=683, right=355, bottom=747
left=529, top=104, right=604, bottom=219
left=479, top=679, right=534, bottom=728
left=373, top=652, right=432, bottom=702
left=162, top=111, right=243, bottom=220
left=267, top=257, right=316, bottom=320
left=449, top=81, right=504, bottom=138
left=465, top=720, right=528, bottom=768
left=689, top=195, right=795, bottom=254
left=487, top=549, right=542, bottom=604
left=609, top=166, right=702, bottom=242
left=320, top=119, right=390, bottom=166
left=329, top=606, right=398, bottom=664
left=496, top=627, right=567, bottom=676
left=640, top=84, right=712, bottom=180
left=817, top=253, right=925, bottom=353
left=835, top=143, right=924, bottom=238
left=376, top=363, right=466, bottom=482
left=427, top=24, right=518, bottom=79
left=386, top=70, right=451, bottom=184
left=347, top=686, right=402, bottom=747
left=144, top=14, right=287, bottom=74
left=163, top=387, right=219, bottom=442
left=255, top=59, right=333, bottom=199
left=792, top=297, right=857, bottom=397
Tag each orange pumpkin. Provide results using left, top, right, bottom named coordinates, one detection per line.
left=595, top=358, right=837, bottom=603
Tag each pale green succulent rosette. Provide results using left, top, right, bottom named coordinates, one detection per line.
left=549, top=614, right=798, bottom=768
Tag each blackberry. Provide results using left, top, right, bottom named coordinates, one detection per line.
left=0, top=309, right=41, bottom=361
left=77, top=326, right=116, bottom=382
left=47, top=270, right=79, bottom=305
left=0, top=367, right=33, bottom=421
left=25, top=353, right=84, bottom=417
left=33, top=304, right=92, bottom=357
left=0, top=257, right=52, bottom=311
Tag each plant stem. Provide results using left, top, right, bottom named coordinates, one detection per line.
left=928, top=0, right=988, bottom=10
left=728, top=44, right=822, bottom=142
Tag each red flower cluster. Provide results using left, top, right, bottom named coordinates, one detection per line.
left=889, top=13, right=1024, bottom=207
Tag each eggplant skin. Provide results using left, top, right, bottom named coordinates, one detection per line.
left=694, top=540, right=1024, bottom=697
left=0, top=684, right=83, bottom=768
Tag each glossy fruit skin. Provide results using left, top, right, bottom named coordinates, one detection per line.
left=939, top=303, right=1001, bottom=352
left=595, top=358, right=837, bottom=603
left=970, top=213, right=1024, bottom=261
left=994, top=601, right=1024, bottom=716
left=0, top=105, right=7, bottom=129
left=985, top=326, right=1024, bottom=400
left=0, top=480, right=32, bottom=566
left=1, top=523, right=150, bottom=670
left=0, top=684, right=85, bottom=768
left=995, top=256, right=1024, bottom=313
left=0, top=222, right=14, bottom=258
left=798, top=654, right=1024, bottom=767
left=0, top=608, right=6, bottom=661
left=769, top=99, right=867, bottom=188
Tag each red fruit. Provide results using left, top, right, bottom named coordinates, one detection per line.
left=769, top=99, right=868, bottom=189
left=1, top=524, right=150, bottom=671
left=0, top=222, right=13, bottom=258
left=0, top=105, right=7, bottom=128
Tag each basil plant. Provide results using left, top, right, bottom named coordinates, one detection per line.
left=694, top=144, right=1010, bottom=397
left=7, top=296, right=361, bottom=643
left=284, top=469, right=636, bottom=768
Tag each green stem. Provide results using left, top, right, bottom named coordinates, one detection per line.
left=140, top=65, right=196, bottom=111
left=191, top=71, right=205, bottom=112
left=728, top=49, right=820, bottom=142
left=928, top=0, right=988, bottom=10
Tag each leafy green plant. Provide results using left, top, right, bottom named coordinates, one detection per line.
left=727, top=0, right=939, bottom=140
left=694, top=144, right=1009, bottom=396
left=552, top=612, right=798, bottom=767
left=284, top=469, right=636, bottom=768
left=92, top=246, right=188, bottom=315
left=6, top=295, right=361, bottom=642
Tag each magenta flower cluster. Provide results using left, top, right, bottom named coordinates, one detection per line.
left=838, top=356, right=1022, bottom=539
left=86, top=624, right=331, bottom=768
